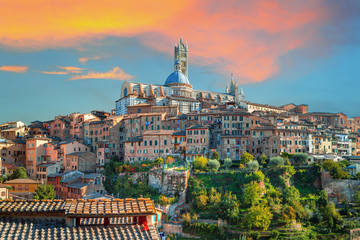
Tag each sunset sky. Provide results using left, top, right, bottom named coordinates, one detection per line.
left=0, top=0, right=359, bottom=123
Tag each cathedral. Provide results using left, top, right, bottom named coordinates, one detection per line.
left=115, top=38, right=246, bottom=115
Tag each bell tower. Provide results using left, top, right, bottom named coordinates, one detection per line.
left=174, top=37, right=188, bottom=77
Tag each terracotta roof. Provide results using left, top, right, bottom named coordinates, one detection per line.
left=0, top=217, right=159, bottom=240
left=143, top=130, right=174, bottom=135
left=2, top=163, right=18, bottom=169
left=0, top=199, right=156, bottom=217
left=64, top=198, right=156, bottom=217
left=0, top=200, right=65, bottom=213
left=4, top=178, right=41, bottom=184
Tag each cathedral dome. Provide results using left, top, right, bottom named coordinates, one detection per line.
left=165, top=70, right=190, bottom=85
left=165, top=59, right=190, bottom=86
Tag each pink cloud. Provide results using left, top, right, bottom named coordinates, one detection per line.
left=78, top=56, right=101, bottom=64
left=68, top=67, right=134, bottom=81
left=0, top=65, right=28, bottom=73
left=0, top=0, right=346, bottom=83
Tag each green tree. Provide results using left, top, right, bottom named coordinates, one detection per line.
left=247, top=160, right=259, bottom=172
left=154, top=157, right=164, bottom=166
left=245, top=200, right=273, bottom=230
left=317, top=190, right=329, bottom=208
left=243, top=181, right=264, bottom=207
left=208, top=159, right=220, bottom=172
left=224, top=157, right=232, bottom=169
left=211, top=150, right=220, bottom=160
left=219, top=191, right=240, bottom=224
left=354, top=190, right=360, bottom=205
left=259, top=153, right=267, bottom=165
left=292, top=153, right=308, bottom=166
left=283, top=186, right=301, bottom=207
left=241, top=152, right=254, bottom=165
left=193, top=156, right=208, bottom=171
left=195, top=194, right=209, bottom=210
left=208, top=188, right=222, bottom=206
left=322, top=203, right=341, bottom=228
left=33, top=184, right=56, bottom=200
left=268, top=157, right=284, bottom=171
left=11, top=167, right=27, bottom=179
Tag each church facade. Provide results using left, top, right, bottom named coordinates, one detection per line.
left=115, top=38, right=246, bottom=115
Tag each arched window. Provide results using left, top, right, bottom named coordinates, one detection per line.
left=123, top=88, right=128, bottom=97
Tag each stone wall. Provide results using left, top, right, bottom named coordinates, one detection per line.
left=350, top=228, right=360, bottom=240
left=321, top=171, right=360, bottom=203
left=148, top=169, right=189, bottom=197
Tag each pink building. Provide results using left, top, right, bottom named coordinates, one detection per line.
left=49, top=116, right=71, bottom=140
left=25, top=137, right=52, bottom=179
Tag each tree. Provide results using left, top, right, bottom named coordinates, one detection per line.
left=224, top=158, right=232, bottom=169
left=195, top=194, right=209, bottom=210
left=166, top=156, right=175, bottom=164
left=283, top=186, right=301, bottom=207
left=241, top=152, right=254, bottom=165
left=11, top=167, right=27, bottom=179
left=259, top=153, right=267, bottom=165
left=280, top=205, right=296, bottom=224
left=219, top=192, right=240, bottom=224
left=243, top=181, right=264, bottom=207
left=245, top=200, right=273, bottom=230
left=322, top=203, right=341, bottom=228
left=33, top=184, right=56, bottom=200
left=154, top=157, right=164, bottom=166
left=208, top=159, right=220, bottom=172
left=211, top=151, right=220, bottom=160
left=247, top=160, right=259, bottom=172
left=193, top=156, right=208, bottom=171
left=354, top=190, right=360, bottom=205
left=292, top=153, right=308, bottom=166
left=317, top=190, right=329, bottom=208
left=208, top=188, right=222, bottom=206
left=268, top=157, right=284, bottom=171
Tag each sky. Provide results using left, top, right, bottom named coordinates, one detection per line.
left=0, top=0, right=359, bottom=124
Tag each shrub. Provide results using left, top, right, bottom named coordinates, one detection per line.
left=247, top=160, right=259, bottom=172
left=270, top=230, right=280, bottom=239
left=166, top=156, right=175, bottom=164
left=224, top=157, right=232, bottom=169
left=193, top=156, right=208, bottom=171
left=241, top=152, right=254, bottom=164
left=268, top=157, right=284, bottom=171
left=211, top=151, right=220, bottom=160
left=248, top=230, right=260, bottom=240
left=292, top=153, right=309, bottom=166
left=154, top=157, right=164, bottom=166
left=208, top=159, right=220, bottom=172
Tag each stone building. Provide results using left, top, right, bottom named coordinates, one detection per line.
left=185, top=125, right=210, bottom=161
left=124, top=130, right=174, bottom=162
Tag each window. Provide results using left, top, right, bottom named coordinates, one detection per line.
left=164, top=140, right=167, bottom=145
left=155, top=140, right=158, bottom=146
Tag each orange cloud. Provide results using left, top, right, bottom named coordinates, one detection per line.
left=0, top=65, right=28, bottom=73
left=68, top=67, right=133, bottom=81
left=0, top=0, right=336, bottom=83
left=40, top=71, right=69, bottom=75
left=58, top=66, right=86, bottom=73
left=79, top=56, right=101, bottom=64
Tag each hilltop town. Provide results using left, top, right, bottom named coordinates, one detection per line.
left=1, top=39, right=360, bottom=239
